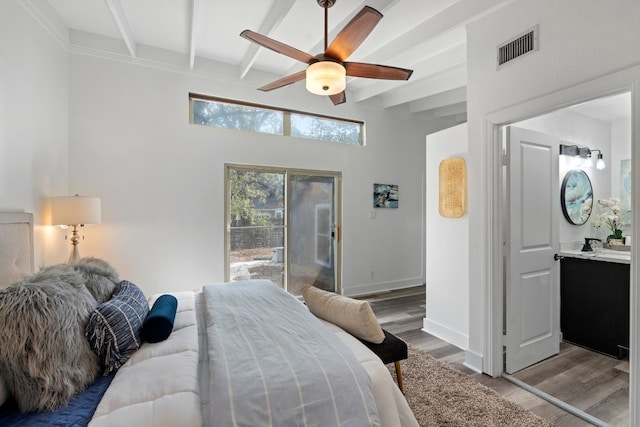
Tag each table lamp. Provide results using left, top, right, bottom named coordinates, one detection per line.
left=51, top=195, right=101, bottom=263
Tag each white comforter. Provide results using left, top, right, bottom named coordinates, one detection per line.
left=89, top=289, right=417, bottom=427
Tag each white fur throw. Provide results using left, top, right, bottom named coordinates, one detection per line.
left=302, top=285, right=385, bottom=344
left=73, top=257, right=119, bottom=304
left=0, top=264, right=100, bottom=412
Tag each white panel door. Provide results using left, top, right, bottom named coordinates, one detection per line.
left=505, top=126, right=560, bottom=374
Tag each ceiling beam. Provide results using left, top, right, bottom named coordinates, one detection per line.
left=432, top=101, right=467, bottom=118
left=381, top=64, right=466, bottom=108
left=239, top=0, right=296, bottom=79
left=409, top=86, right=466, bottom=114
left=350, top=41, right=466, bottom=103
left=189, top=0, right=201, bottom=69
left=104, top=0, right=136, bottom=58
left=361, top=0, right=511, bottom=64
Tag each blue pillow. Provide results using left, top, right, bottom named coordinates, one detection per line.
left=143, top=294, right=178, bottom=343
left=85, top=281, right=149, bottom=374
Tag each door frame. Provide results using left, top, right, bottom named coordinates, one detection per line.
left=224, top=163, right=342, bottom=294
left=483, top=69, right=640, bottom=423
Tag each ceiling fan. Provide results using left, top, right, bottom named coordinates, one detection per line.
left=240, top=0, right=413, bottom=105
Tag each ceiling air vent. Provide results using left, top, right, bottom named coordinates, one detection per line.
left=497, top=26, right=538, bottom=68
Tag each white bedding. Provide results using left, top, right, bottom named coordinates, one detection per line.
left=89, top=288, right=418, bottom=427
left=89, top=292, right=202, bottom=427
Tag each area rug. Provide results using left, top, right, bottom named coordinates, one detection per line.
left=389, top=345, right=555, bottom=427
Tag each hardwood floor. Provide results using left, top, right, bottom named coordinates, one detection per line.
left=361, top=285, right=629, bottom=427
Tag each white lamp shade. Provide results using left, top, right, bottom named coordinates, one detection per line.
left=306, top=61, right=346, bottom=95
left=52, top=196, right=101, bottom=225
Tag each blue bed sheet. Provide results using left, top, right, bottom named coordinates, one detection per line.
left=0, top=374, right=114, bottom=427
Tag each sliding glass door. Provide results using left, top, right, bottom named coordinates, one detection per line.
left=288, top=173, right=337, bottom=295
left=225, top=165, right=341, bottom=295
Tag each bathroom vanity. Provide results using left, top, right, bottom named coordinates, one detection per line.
left=559, top=250, right=630, bottom=358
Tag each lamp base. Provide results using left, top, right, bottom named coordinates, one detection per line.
left=67, top=225, right=82, bottom=264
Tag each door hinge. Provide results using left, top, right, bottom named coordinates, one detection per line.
left=502, top=153, right=508, bottom=166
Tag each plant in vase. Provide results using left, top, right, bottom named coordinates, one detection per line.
left=591, top=197, right=624, bottom=243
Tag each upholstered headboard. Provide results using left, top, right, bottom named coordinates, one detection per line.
left=0, top=212, right=34, bottom=287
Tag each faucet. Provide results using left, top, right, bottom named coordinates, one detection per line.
left=581, top=238, right=602, bottom=252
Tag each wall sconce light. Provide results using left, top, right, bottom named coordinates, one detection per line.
left=51, top=195, right=101, bottom=263
left=584, top=152, right=594, bottom=168
left=559, top=144, right=605, bottom=170
left=592, top=149, right=606, bottom=170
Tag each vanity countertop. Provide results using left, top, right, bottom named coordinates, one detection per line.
left=560, top=249, right=631, bottom=264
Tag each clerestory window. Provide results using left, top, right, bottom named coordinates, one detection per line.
left=189, top=93, right=364, bottom=145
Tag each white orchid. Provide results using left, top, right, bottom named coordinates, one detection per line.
left=591, top=197, right=624, bottom=239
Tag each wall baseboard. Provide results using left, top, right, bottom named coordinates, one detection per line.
left=343, top=277, right=424, bottom=297
left=464, top=350, right=483, bottom=373
left=422, top=317, right=482, bottom=372
left=422, top=317, right=469, bottom=350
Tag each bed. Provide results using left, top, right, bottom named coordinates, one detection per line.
left=0, top=211, right=418, bottom=426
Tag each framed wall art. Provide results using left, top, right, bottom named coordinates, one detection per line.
left=373, top=183, right=398, bottom=208
left=560, top=169, right=593, bottom=225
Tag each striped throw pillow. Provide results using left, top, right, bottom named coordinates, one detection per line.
left=86, top=281, right=149, bottom=374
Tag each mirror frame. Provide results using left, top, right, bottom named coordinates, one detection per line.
left=560, top=169, right=593, bottom=225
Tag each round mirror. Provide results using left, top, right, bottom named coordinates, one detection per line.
left=560, top=169, right=593, bottom=225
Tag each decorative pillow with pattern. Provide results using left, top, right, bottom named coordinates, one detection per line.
left=86, top=280, right=149, bottom=374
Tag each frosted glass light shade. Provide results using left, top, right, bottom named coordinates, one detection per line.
left=306, top=61, right=346, bottom=95
left=52, top=196, right=101, bottom=225
left=584, top=154, right=594, bottom=168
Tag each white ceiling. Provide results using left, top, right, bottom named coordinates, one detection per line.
left=35, top=0, right=630, bottom=122
left=568, top=92, right=631, bottom=123
left=39, top=0, right=510, bottom=121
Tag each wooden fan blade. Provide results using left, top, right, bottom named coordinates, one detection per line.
left=240, top=30, right=316, bottom=64
left=345, top=62, right=413, bottom=80
left=329, top=91, right=346, bottom=105
left=325, top=6, right=383, bottom=62
left=258, top=70, right=307, bottom=91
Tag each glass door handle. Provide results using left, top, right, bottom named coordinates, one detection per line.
left=331, top=226, right=341, bottom=243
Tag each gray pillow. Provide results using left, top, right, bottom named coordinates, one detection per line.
left=73, top=257, right=119, bottom=304
left=0, top=264, right=100, bottom=412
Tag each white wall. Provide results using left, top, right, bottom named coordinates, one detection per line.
left=424, top=123, right=469, bottom=349
left=612, top=117, right=632, bottom=236
left=516, top=110, right=612, bottom=244
left=66, top=53, right=442, bottom=296
left=0, top=1, right=69, bottom=268
left=465, top=0, right=640, bottom=371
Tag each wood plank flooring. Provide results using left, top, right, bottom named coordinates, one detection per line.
left=360, top=285, right=630, bottom=427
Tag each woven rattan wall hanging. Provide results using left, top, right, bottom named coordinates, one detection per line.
left=439, top=157, right=466, bottom=218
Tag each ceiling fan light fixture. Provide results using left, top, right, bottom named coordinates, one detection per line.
left=306, top=61, right=346, bottom=96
